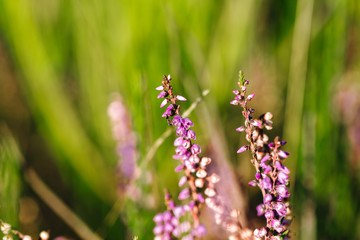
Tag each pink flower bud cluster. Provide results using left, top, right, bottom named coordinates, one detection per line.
left=155, top=75, right=223, bottom=239
left=232, top=71, right=292, bottom=239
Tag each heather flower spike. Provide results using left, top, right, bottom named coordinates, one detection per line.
left=154, top=74, right=218, bottom=240
left=233, top=71, right=292, bottom=239
left=108, top=98, right=139, bottom=197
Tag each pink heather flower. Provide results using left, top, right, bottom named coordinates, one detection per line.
left=204, top=188, right=216, bottom=197
left=277, top=171, right=290, bottom=185
left=260, top=176, right=272, bottom=190
left=254, top=227, right=267, bottom=238
left=163, top=211, right=172, bottom=221
left=189, top=154, right=200, bottom=163
left=237, top=145, right=249, bottom=153
left=197, top=194, right=204, bottom=203
left=153, top=213, right=164, bottom=223
left=174, top=137, right=184, bottom=146
left=260, top=162, right=272, bottom=174
left=164, top=223, right=174, bottom=232
left=160, top=99, right=168, bottom=108
left=250, top=119, right=262, bottom=127
left=182, top=139, right=191, bottom=149
left=264, top=112, right=273, bottom=120
left=157, top=91, right=168, bottom=99
left=187, top=201, right=196, bottom=210
left=173, top=154, right=183, bottom=160
left=162, top=233, right=171, bottom=240
left=276, top=185, right=290, bottom=198
left=178, top=176, right=187, bottom=187
left=275, top=161, right=290, bottom=174
left=162, top=104, right=174, bottom=117
left=176, top=126, right=187, bottom=137
left=178, top=188, right=190, bottom=200
left=172, top=115, right=183, bottom=126
left=190, top=144, right=201, bottom=155
left=153, top=225, right=164, bottom=235
left=274, top=202, right=287, bottom=217
left=156, top=85, right=164, bottom=91
left=246, top=93, right=255, bottom=101
left=278, top=150, right=290, bottom=158
left=168, top=200, right=175, bottom=209
left=256, top=204, right=266, bottom=216
left=234, top=95, right=241, bottom=100
left=173, top=206, right=185, bottom=218
left=181, top=118, right=194, bottom=129
left=174, top=165, right=184, bottom=172
left=248, top=180, right=257, bottom=187
left=175, top=146, right=187, bottom=155
left=265, top=210, right=275, bottom=220
left=271, top=219, right=285, bottom=233
left=230, top=100, right=239, bottom=105
left=176, top=95, right=187, bottom=101
left=186, top=129, right=196, bottom=139
left=196, top=169, right=207, bottom=178
left=193, top=224, right=207, bottom=237
left=263, top=193, right=273, bottom=204
left=261, top=154, right=271, bottom=163
left=236, top=126, right=245, bottom=132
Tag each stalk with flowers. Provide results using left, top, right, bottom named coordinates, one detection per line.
left=153, top=75, right=213, bottom=240
left=153, top=72, right=292, bottom=240
left=231, top=71, right=291, bottom=239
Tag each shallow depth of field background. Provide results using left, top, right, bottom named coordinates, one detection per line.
left=0, top=0, right=359, bottom=239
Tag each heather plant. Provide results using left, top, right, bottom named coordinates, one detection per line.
left=231, top=72, right=291, bottom=239
left=108, top=98, right=140, bottom=197
left=1, top=220, right=49, bottom=240
left=154, top=72, right=292, bottom=240
left=153, top=75, right=210, bottom=240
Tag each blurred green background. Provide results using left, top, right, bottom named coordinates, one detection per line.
left=0, top=0, right=359, bottom=239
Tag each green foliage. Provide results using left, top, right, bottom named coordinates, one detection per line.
left=0, top=127, right=21, bottom=226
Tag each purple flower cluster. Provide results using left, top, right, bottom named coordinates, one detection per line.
left=232, top=71, right=291, bottom=239
left=153, top=191, right=206, bottom=240
left=108, top=98, right=139, bottom=194
left=154, top=75, right=219, bottom=239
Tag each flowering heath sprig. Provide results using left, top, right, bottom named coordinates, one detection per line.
left=232, top=71, right=291, bottom=239
left=154, top=75, right=219, bottom=239
left=108, top=98, right=139, bottom=196
left=153, top=190, right=204, bottom=240
left=1, top=220, right=49, bottom=240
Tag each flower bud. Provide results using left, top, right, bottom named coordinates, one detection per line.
left=160, top=99, right=168, bottom=108
left=178, top=188, right=190, bottom=200
left=176, top=95, right=187, bottom=101
left=237, top=145, right=249, bottom=153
